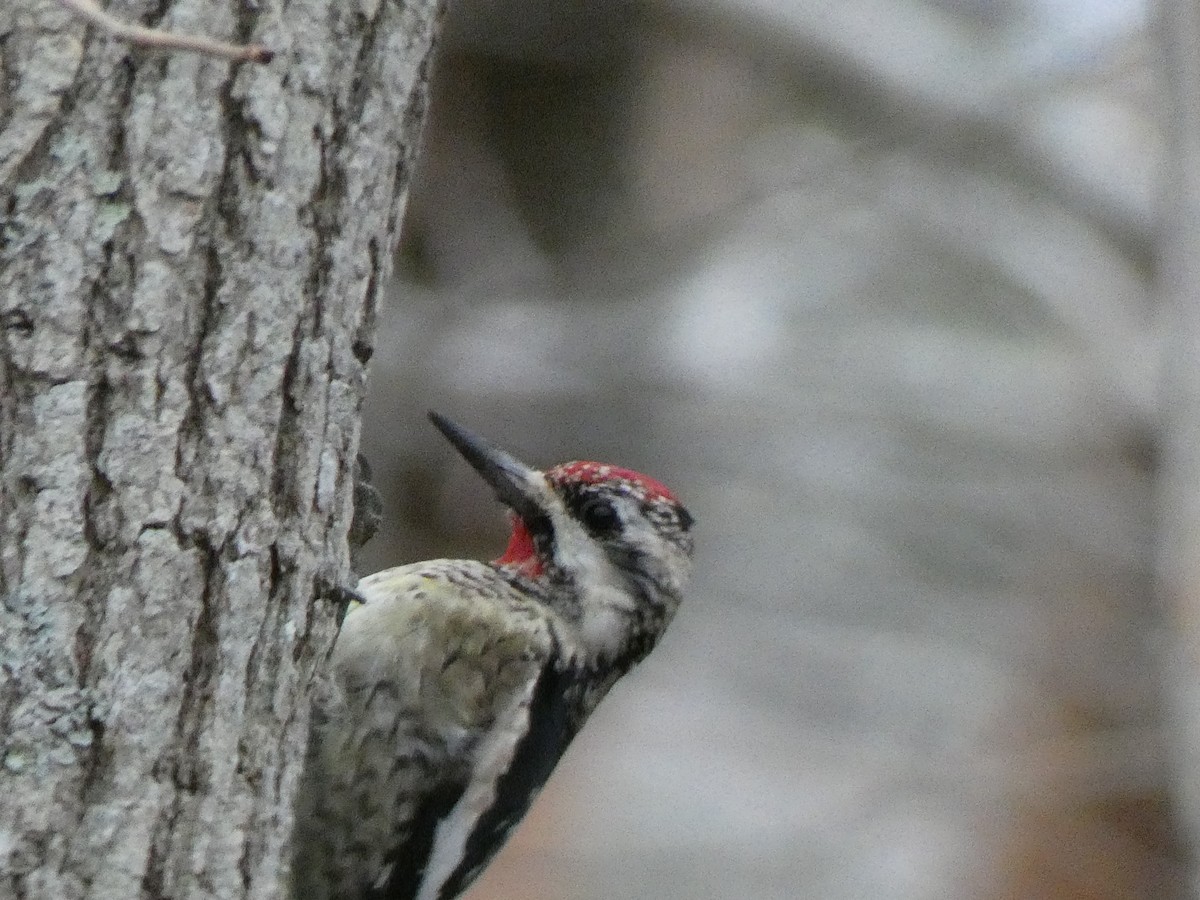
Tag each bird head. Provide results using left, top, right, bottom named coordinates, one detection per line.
left=429, top=412, right=694, bottom=666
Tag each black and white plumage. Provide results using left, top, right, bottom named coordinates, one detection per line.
left=291, top=413, right=694, bottom=900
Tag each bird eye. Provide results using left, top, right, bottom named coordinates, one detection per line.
left=580, top=498, right=619, bottom=535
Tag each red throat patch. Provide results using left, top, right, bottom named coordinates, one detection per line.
left=494, top=514, right=544, bottom=578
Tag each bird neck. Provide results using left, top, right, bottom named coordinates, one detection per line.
left=493, top=516, right=680, bottom=673
left=559, top=576, right=680, bottom=678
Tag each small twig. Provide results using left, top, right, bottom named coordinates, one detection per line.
left=57, top=0, right=274, bottom=64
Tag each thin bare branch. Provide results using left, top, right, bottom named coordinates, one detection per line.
left=57, top=0, right=274, bottom=63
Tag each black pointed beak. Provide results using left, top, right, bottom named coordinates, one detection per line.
left=428, top=412, right=546, bottom=523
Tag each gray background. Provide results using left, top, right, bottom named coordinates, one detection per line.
left=361, top=0, right=1169, bottom=897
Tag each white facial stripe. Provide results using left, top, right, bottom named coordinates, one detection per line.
left=547, top=502, right=631, bottom=600
left=544, top=496, right=643, bottom=656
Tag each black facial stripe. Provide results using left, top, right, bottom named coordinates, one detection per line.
left=638, top=499, right=694, bottom=537
left=526, top=515, right=559, bottom=572
left=603, top=544, right=644, bottom=577
left=525, top=512, right=554, bottom=539
left=551, top=483, right=695, bottom=569
left=677, top=505, right=695, bottom=531
left=579, top=497, right=619, bottom=536
left=560, top=486, right=621, bottom=538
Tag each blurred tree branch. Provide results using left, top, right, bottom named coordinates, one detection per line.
left=1157, top=0, right=1200, bottom=892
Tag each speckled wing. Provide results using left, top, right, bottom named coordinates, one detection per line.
left=290, top=561, right=580, bottom=900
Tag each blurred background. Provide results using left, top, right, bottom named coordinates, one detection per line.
left=358, top=0, right=1178, bottom=897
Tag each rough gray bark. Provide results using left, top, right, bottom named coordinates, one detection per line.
left=1158, top=0, right=1200, bottom=895
left=0, top=1, right=439, bottom=897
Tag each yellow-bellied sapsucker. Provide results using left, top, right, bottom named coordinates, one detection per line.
left=291, top=412, right=695, bottom=900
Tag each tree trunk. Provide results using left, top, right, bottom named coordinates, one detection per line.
left=0, top=1, right=439, bottom=897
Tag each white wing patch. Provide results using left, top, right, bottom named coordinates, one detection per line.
left=325, top=560, right=571, bottom=900
left=414, top=676, right=538, bottom=900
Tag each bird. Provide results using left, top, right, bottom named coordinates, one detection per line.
left=290, top=411, right=694, bottom=900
